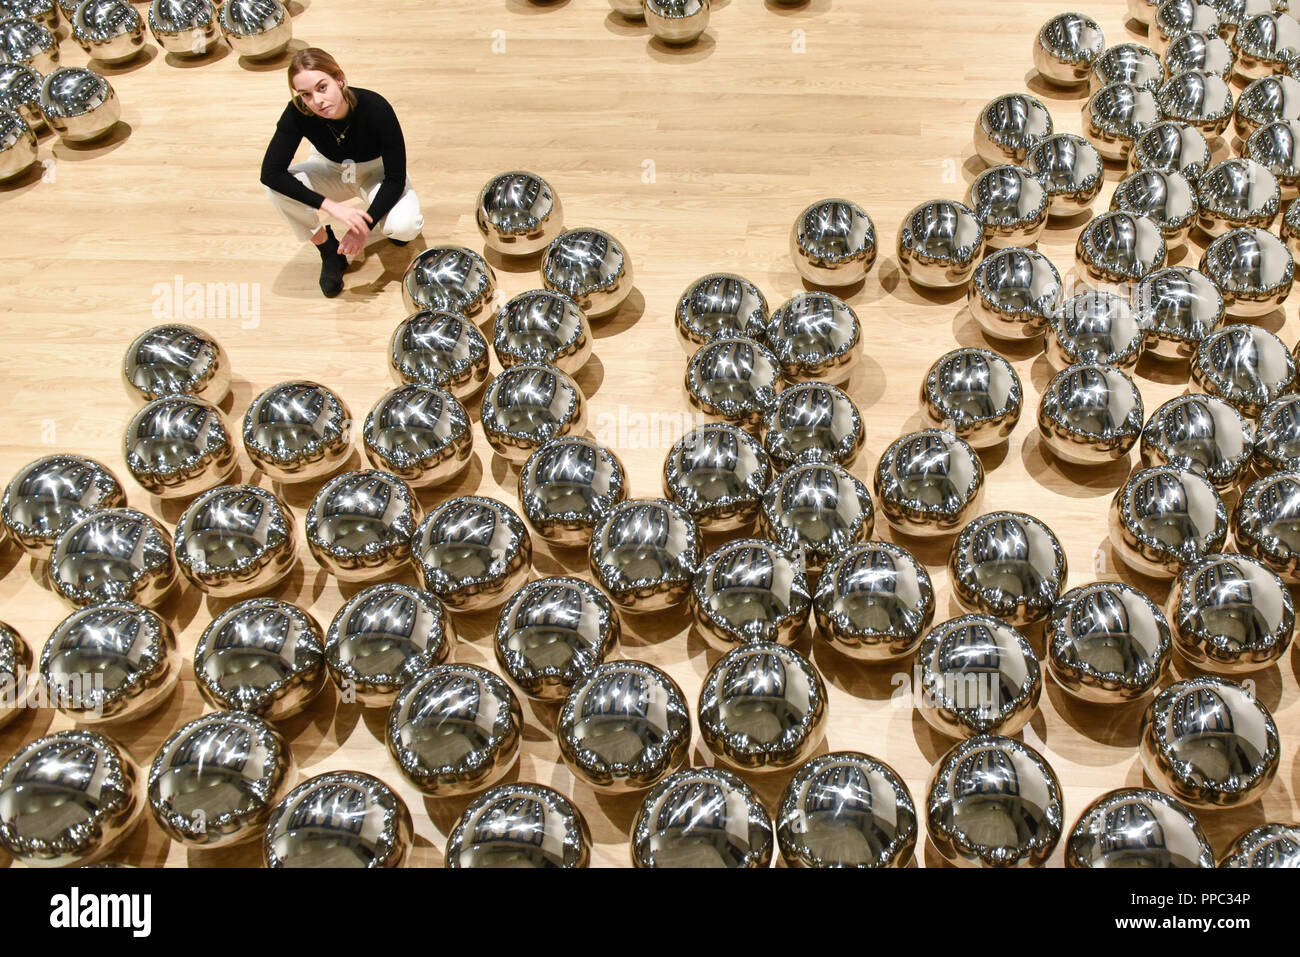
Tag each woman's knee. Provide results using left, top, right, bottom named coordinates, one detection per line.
left=383, top=205, right=424, bottom=242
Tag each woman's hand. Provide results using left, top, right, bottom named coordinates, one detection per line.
left=337, top=223, right=370, bottom=257
left=321, top=199, right=373, bottom=252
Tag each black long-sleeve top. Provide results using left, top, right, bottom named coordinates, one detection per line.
left=259, top=87, right=408, bottom=225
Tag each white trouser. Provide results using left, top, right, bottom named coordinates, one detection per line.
left=266, top=146, right=424, bottom=245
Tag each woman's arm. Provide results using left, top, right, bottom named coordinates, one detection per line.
left=259, top=108, right=324, bottom=209
left=364, top=95, right=408, bottom=225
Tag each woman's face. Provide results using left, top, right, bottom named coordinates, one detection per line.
left=292, top=68, right=348, bottom=119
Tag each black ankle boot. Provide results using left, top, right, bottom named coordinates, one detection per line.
left=389, top=238, right=409, bottom=247
left=316, top=226, right=348, bottom=298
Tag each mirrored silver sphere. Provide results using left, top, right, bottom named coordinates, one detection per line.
left=173, top=484, right=295, bottom=597
left=1165, top=30, right=1237, bottom=80
left=71, top=0, right=144, bottom=64
left=363, top=384, right=472, bottom=489
left=122, top=323, right=230, bottom=405
left=684, top=336, right=782, bottom=429
left=50, top=507, right=176, bottom=608
left=540, top=227, right=633, bottom=317
left=217, top=0, right=290, bottom=60
left=1128, top=120, right=1211, bottom=183
left=1109, top=466, right=1229, bottom=578
left=1027, top=133, right=1104, bottom=216
left=1, top=16, right=57, bottom=72
left=1196, top=158, right=1281, bottom=237
left=1047, top=581, right=1172, bottom=702
left=1, top=454, right=125, bottom=557
left=264, top=771, right=411, bottom=868
left=1234, top=470, right=1300, bottom=580
left=926, top=734, right=1062, bottom=867
left=519, top=435, right=627, bottom=547
left=558, top=660, right=690, bottom=792
left=761, top=462, right=875, bottom=575
left=242, top=380, right=352, bottom=483
left=412, top=496, right=531, bottom=611
left=147, top=711, right=292, bottom=848
left=1110, top=169, right=1199, bottom=244
left=1232, top=10, right=1300, bottom=78
left=1156, top=69, right=1233, bottom=136
left=674, top=272, right=769, bottom=348
left=874, top=430, right=982, bottom=538
left=690, top=538, right=811, bottom=648
left=1092, top=42, right=1165, bottom=92
left=475, top=170, right=564, bottom=256
left=0, top=0, right=55, bottom=30
left=765, top=292, right=860, bottom=385
left=662, top=422, right=771, bottom=531
left=698, top=642, right=827, bottom=772
left=1084, top=82, right=1162, bottom=161
left=494, top=576, right=619, bottom=701
left=193, top=598, right=326, bottom=720
left=643, top=0, right=709, bottom=44
left=1254, top=393, right=1300, bottom=472
left=492, top=289, right=591, bottom=375
left=1153, top=0, right=1222, bottom=53
left=123, top=395, right=235, bottom=499
left=1199, top=226, right=1295, bottom=318
left=326, top=583, right=452, bottom=706
left=608, top=0, right=645, bottom=17
left=967, top=246, right=1063, bottom=341
left=1065, top=787, right=1214, bottom=867
left=1167, top=552, right=1294, bottom=670
left=761, top=381, right=863, bottom=469
left=386, top=664, right=521, bottom=796
left=446, top=783, right=590, bottom=868
left=789, top=198, right=877, bottom=286
left=306, top=469, right=417, bottom=582
left=1220, top=823, right=1300, bottom=866
left=0, top=62, right=44, bottom=132
left=974, top=93, right=1054, bottom=166
left=1191, top=323, right=1297, bottom=415
left=401, top=245, right=497, bottom=319
left=0, top=107, right=34, bottom=181
left=1038, top=362, right=1144, bottom=466
left=389, top=309, right=490, bottom=400
left=968, top=164, right=1049, bottom=249
left=1046, top=290, right=1148, bottom=372
left=814, top=541, right=934, bottom=662
left=1133, top=265, right=1225, bottom=360
left=921, top=347, right=1022, bottom=449
left=589, top=497, right=700, bottom=612
left=1215, top=0, right=1291, bottom=36
left=633, top=767, right=773, bottom=869
left=1140, top=676, right=1279, bottom=808
left=0, top=621, right=30, bottom=729
left=0, top=730, right=141, bottom=867
left=1235, top=74, right=1300, bottom=142
left=1245, top=120, right=1300, bottom=200
left=1140, top=393, right=1253, bottom=488
left=480, top=363, right=585, bottom=465
left=1284, top=193, right=1300, bottom=258
left=148, top=0, right=220, bottom=57
left=1075, top=210, right=1168, bottom=286
left=896, top=199, right=986, bottom=288
left=1035, top=12, right=1105, bottom=86
left=948, top=512, right=1067, bottom=627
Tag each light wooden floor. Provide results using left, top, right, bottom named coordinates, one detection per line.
left=1, top=0, right=1296, bottom=868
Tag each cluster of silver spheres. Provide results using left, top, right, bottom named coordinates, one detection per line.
left=603, top=0, right=811, bottom=46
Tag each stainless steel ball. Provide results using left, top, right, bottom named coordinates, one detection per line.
left=0, top=730, right=141, bottom=867
left=217, top=0, right=291, bottom=60
left=1191, top=323, right=1297, bottom=415
left=1109, top=466, right=1229, bottom=578
left=173, top=484, right=295, bottom=597
left=874, top=430, right=983, bottom=539
left=42, top=601, right=179, bottom=723
left=921, top=347, right=1022, bottom=449
left=494, top=576, right=619, bottom=701
left=71, top=0, right=144, bottom=63
left=1110, top=169, right=1199, bottom=244
left=1234, top=74, right=1300, bottom=141
left=326, top=582, right=452, bottom=706
left=690, top=537, right=811, bottom=648
left=926, top=734, right=1063, bottom=867
left=1038, top=363, right=1145, bottom=466
left=966, top=246, right=1063, bottom=341
left=777, top=752, right=917, bottom=868
left=916, top=615, right=1042, bottom=739
left=540, top=227, right=633, bottom=317
left=519, top=435, right=628, bottom=546
left=1065, top=787, right=1214, bottom=867
left=1035, top=12, right=1105, bottom=86
left=974, top=93, right=1054, bottom=166
left=557, top=660, right=690, bottom=792
left=1045, top=290, right=1148, bottom=372
left=1220, top=823, right=1300, bottom=866
left=242, top=380, right=352, bottom=483
left=147, top=711, right=292, bottom=849
left=1215, top=0, right=1292, bottom=36
left=1198, top=227, right=1294, bottom=318
left=363, top=384, right=473, bottom=489
left=1, top=454, right=125, bottom=557
left=632, top=767, right=773, bottom=869
left=698, top=642, right=827, bottom=772
left=306, top=469, right=418, bottom=582
left=1075, top=210, right=1168, bottom=286
left=0, top=62, right=44, bottom=131
left=684, top=336, right=782, bottom=429
left=492, top=289, right=591, bottom=375
left=1092, top=42, right=1165, bottom=92
left=1234, top=471, right=1300, bottom=580
left=1140, top=393, right=1254, bottom=488
left=896, top=199, right=986, bottom=289
left=446, top=783, right=590, bottom=868
left=1245, top=120, right=1300, bottom=200
left=0, top=0, right=55, bottom=30
left=1084, top=82, right=1162, bottom=161
left=122, top=323, right=230, bottom=405
left=1232, top=10, right=1300, bottom=78
left=675, top=272, right=769, bottom=348
left=401, top=245, right=497, bottom=319
left=761, top=462, right=875, bottom=575
left=389, top=309, right=490, bottom=400
left=1196, top=158, right=1281, bottom=237
left=608, top=0, right=644, bottom=17
left=1153, top=0, right=1222, bottom=54
left=193, top=598, right=326, bottom=720
left=789, top=198, right=877, bottom=286
left=50, top=507, right=176, bottom=608
left=480, top=363, right=585, bottom=465
left=1140, top=676, right=1280, bottom=808
left=643, top=0, right=709, bottom=44
left=475, top=170, right=564, bottom=256
left=0, top=16, right=56, bottom=72
left=662, top=422, right=771, bottom=531
left=948, top=512, right=1067, bottom=627
left=0, top=108, right=34, bottom=181
left=1128, top=120, right=1211, bottom=183
left=148, top=0, right=220, bottom=57
left=761, top=381, right=864, bottom=468
left=0, top=621, right=30, bottom=729
left=1155, top=70, right=1233, bottom=137
left=967, top=164, right=1049, bottom=249
left=1165, top=30, right=1237, bottom=80
left=264, top=771, right=411, bottom=868
left=1047, top=581, right=1172, bottom=702
left=1027, top=133, right=1104, bottom=216
left=1167, top=552, right=1294, bottom=670
left=386, top=664, right=521, bottom=796
left=1253, top=394, right=1300, bottom=472
left=123, top=395, right=236, bottom=499
left=588, top=497, right=700, bottom=612
left=1132, top=266, right=1224, bottom=360
left=412, top=495, right=532, bottom=611
left=765, top=292, right=860, bottom=385
left=1284, top=194, right=1300, bottom=258
left=814, top=541, right=934, bottom=662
